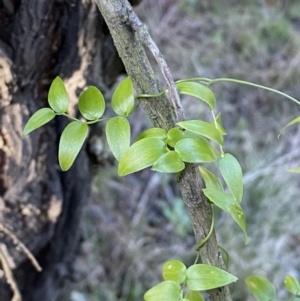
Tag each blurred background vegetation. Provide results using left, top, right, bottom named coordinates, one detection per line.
left=70, top=1, right=300, bottom=300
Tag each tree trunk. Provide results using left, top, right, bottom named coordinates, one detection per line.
left=0, top=1, right=125, bottom=300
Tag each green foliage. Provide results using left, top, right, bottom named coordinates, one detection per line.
left=111, top=76, right=135, bottom=116
left=78, top=86, right=105, bottom=120
left=245, top=275, right=276, bottom=301
left=23, top=72, right=300, bottom=301
left=59, top=121, right=88, bottom=171
left=48, top=76, right=69, bottom=113
left=106, top=116, right=130, bottom=161
left=23, top=108, right=55, bottom=135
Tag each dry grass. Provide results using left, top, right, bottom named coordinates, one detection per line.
left=71, top=1, right=300, bottom=300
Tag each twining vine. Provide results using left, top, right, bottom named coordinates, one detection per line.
left=23, top=76, right=300, bottom=301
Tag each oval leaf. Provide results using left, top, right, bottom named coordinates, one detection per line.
left=203, top=188, right=248, bottom=243
left=78, top=86, right=105, bottom=120
left=176, top=82, right=216, bottom=110
left=219, top=153, right=243, bottom=203
left=184, top=290, right=205, bottom=301
left=162, top=260, right=187, bottom=284
left=144, top=281, right=181, bottom=301
left=106, top=116, right=130, bottom=161
left=135, top=128, right=167, bottom=142
left=48, top=76, right=69, bottom=113
left=186, top=264, right=237, bottom=291
left=59, top=121, right=88, bottom=171
left=152, top=151, right=185, bottom=173
left=279, top=116, right=300, bottom=137
left=285, top=275, right=300, bottom=295
left=23, top=108, right=55, bottom=135
left=167, top=127, right=197, bottom=147
left=118, top=137, right=167, bottom=176
left=177, top=120, right=223, bottom=145
left=198, top=166, right=223, bottom=191
left=112, top=77, right=135, bottom=116
left=245, top=275, right=276, bottom=301
left=175, top=138, right=219, bottom=163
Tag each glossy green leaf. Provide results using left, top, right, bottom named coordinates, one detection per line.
left=279, top=116, right=300, bottom=137
left=135, top=128, right=167, bottom=142
left=176, top=81, right=216, bottom=110
left=152, top=151, right=185, bottom=173
left=245, top=275, right=276, bottom=301
left=184, top=290, right=205, bottom=301
left=186, top=264, right=237, bottom=291
left=78, top=86, right=105, bottom=120
left=162, top=260, right=187, bottom=284
left=144, top=281, right=181, bottom=301
left=284, top=275, right=300, bottom=295
left=175, top=138, right=219, bottom=163
left=212, top=112, right=227, bottom=135
left=118, top=137, right=167, bottom=176
left=288, top=167, right=300, bottom=173
left=198, top=166, right=223, bottom=191
left=219, top=153, right=243, bottom=203
left=203, top=188, right=248, bottom=243
left=182, top=299, right=190, bottom=301
left=59, top=121, right=88, bottom=171
left=177, top=120, right=223, bottom=145
left=106, top=117, right=130, bottom=161
left=167, top=127, right=197, bottom=147
left=111, top=77, right=135, bottom=116
left=48, top=76, right=69, bottom=113
left=23, top=108, right=55, bottom=135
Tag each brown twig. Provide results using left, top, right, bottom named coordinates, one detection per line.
left=126, top=5, right=184, bottom=121
left=0, top=243, right=22, bottom=301
left=0, top=223, right=42, bottom=272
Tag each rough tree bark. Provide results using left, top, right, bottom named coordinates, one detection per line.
left=0, top=0, right=129, bottom=300
left=95, top=1, right=232, bottom=301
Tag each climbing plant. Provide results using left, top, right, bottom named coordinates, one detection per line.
left=23, top=75, right=300, bottom=301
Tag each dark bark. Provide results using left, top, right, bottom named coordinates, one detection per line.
left=95, top=1, right=232, bottom=301
left=0, top=0, right=124, bottom=300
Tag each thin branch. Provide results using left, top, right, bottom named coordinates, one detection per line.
left=0, top=243, right=22, bottom=301
left=126, top=5, right=184, bottom=121
left=0, top=224, right=42, bottom=272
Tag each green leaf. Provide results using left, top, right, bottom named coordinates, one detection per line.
left=279, top=116, right=300, bottom=137
left=198, top=166, right=223, bottom=191
left=186, top=264, right=238, bottom=291
left=175, top=138, right=219, bottom=163
left=176, top=82, right=216, bottom=110
left=23, top=108, right=55, bottom=135
left=245, top=275, right=276, bottom=301
left=219, top=153, right=243, bottom=203
left=59, top=121, right=88, bottom=171
left=167, top=127, right=197, bottom=147
left=212, top=112, right=227, bottom=135
left=288, top=167, right=300, bottom=173
left=152, top=151, right=185, bottom=173
left=144, top=281, right=181, bottom=301
left=184, top=290, right=205, bottom=301
left=111, top=77, right=135, bottom=116
left=135, top=128, right=167, bottom=142
left=177, top=120, right=223, bottom=146
left=106, top=117, right=130, bottom=161
left=162, top=260, right=187, bottom=284
left=203, top=188, right=248, bottom=243
left=284, top=275, right=300, bottom=295
left=48, top=76, right=69, bottom=113
left=78, top=86, right=105, bottom=120
left=118, top=137, right=167, bottom=176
